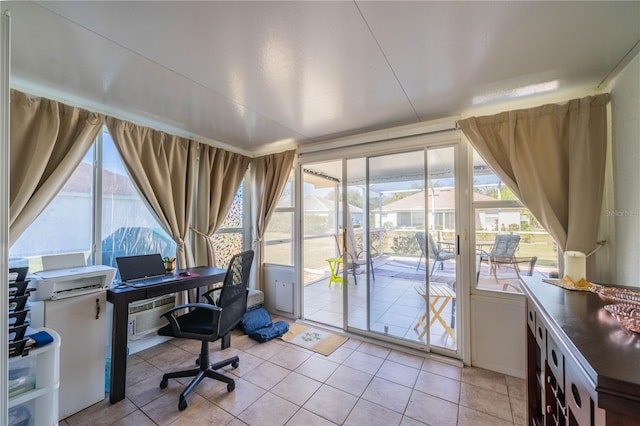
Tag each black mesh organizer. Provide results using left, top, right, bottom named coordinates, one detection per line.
left=9, top=268, right=31, bottom=358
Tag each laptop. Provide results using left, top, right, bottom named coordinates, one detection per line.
left=116, top=254, right=175, bottom=287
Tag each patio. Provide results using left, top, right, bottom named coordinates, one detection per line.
left=303, top=255, right=551, bottom=351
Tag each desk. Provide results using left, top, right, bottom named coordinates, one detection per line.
left=413, top=285, right=456, bottom=341
left=106, top=266, right=226, bottom=403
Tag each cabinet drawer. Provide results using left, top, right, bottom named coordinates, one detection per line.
left=526, top=302, right=535, bottom=333
left=566, top=361, right=592, bottom=425
left=546, top=334, right=564, bottom=391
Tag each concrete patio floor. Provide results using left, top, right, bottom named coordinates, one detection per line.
left=302, top=255, right=552, bottom=352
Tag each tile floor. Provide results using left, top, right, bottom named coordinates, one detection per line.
left=62, top=321, right=527, bottom=426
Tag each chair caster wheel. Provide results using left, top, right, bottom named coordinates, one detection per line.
left=227, top=382, right=235, bottom=392
left=178, top=398, right=187, bottom=411
left=232, top=361, right=239, bottom=369
left=160, top=378, right=168, bottom=389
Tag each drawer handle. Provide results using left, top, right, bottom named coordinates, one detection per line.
left=529, top=311, right=533, bottom=322
left=551, top=349, right=558, bottom=367
left=538, top=327, right=543, bottom=340
left=571, top=383, right=581, bottom=408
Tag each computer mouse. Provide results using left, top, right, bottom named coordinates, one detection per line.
left=179, top=271, right=191, bottom=277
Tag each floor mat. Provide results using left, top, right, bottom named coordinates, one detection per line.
left=281, top=323, right=348, bottom=356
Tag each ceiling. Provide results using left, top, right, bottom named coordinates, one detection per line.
left=4, top=1, right=639, bottom=155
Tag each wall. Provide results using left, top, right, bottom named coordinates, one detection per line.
left=609, top=52, right=640, bottom=288
left=470, top=294, right=526, bottom=378
left=263, top=264, right=296, bottom=318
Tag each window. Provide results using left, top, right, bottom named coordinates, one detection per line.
left=9, top=126, right=248, bottom=275
left=264, top=171, right=294, bottom=266
left=9, top=147, right=96, bottom=271
left=473, top=150, right=558, bottom=293
left=212, top=181, right=246, bottom=269
left=99, top=129, right=175, bottom=273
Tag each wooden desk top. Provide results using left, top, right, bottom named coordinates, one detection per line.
left=107, top=266, right=226, bottom=303
left=521, top=277, right=640, bottom=413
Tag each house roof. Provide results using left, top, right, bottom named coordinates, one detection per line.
left=279, top=193, right=362, bottom=213
left=61, top=162, right=139, bottom=196
left=382, top=188, right=496, bottom=212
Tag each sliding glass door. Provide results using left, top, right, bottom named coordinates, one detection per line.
left=301, top=145, right=458, bottom=354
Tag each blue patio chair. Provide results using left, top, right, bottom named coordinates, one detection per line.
left=415, top=232, right=455, bottom=275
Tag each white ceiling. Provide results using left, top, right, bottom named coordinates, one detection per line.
left=4, top=1, right=639, bottom=155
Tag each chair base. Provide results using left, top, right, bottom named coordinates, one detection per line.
left=160, top=339, right=238, bottom=410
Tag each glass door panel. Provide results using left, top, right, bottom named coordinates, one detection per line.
left=426, top=146, right=457, bottom=351
left=301, top=161, right=344, bottom=327
left=346, top=151, right=432, bottom=344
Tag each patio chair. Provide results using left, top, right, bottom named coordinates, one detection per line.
left=478, top=233, right=523, bottom=282
left=416, top=232, right=456, bottom=275
left=334, top=233, right=375, bottom=285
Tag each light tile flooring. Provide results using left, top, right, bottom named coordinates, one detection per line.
left=62, top=321, right=526, bottom=426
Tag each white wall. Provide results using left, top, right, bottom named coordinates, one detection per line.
left=609, top=52, right=640, bottom=288
left=470, top=294, right=526, bottom=378
left=263, top=264, right=296, bottom=318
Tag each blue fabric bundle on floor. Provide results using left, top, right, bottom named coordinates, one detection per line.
left=248, top=321, right=289, bottom=343
left=240, top=307, right=272, bottom=334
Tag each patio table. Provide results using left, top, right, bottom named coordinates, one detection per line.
left=413, top=285, right=456, bottom=341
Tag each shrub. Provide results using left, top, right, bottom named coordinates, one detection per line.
left=391, top=235, right=420, bottom=256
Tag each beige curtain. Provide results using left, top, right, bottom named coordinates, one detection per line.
left=10, top=90, right=104, bottom=245
left=458, top=94, right=609, bottom=277
left=193, top=145, right=250, bottom=268
left=106, top=117, right=197, bottom=302
left=250, top=150, right=296, bottom=290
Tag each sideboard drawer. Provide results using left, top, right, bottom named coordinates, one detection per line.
left=566, top=361, right=592, bottom=425
left=546, top=333, right=564, bottom=391
left=526, top=301, right=535, bottom=333
left=535, top=313, right=546, bottom=351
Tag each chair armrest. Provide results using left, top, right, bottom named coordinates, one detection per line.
left=161, top=303, right=222, bottom=336
left=202, top=287, right=223, bottom=305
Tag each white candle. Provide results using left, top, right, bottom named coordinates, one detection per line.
left=564, top=251, right=586, bottom=283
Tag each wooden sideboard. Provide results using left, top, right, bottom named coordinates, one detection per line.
left=522, top=277, right=640, bottom=425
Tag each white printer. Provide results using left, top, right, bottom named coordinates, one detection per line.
left=30, top=253, right=116, bottom=301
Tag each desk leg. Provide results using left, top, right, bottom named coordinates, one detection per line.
left=109, top=301, right=129, bottom=403
left=221, top=334, right=230, bottom=349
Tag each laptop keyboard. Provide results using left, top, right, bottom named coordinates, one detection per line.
left=126, top=275, right=176, bottom=287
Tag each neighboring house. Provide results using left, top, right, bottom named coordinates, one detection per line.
left=380, top=188, right=523, bottom=230
left=283, top=193, right=363, bottom=229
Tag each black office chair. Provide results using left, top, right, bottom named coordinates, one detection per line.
left=157, top=250, right=254, bottom=411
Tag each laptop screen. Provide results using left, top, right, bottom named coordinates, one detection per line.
left=116, top=254, right=167, bottom=282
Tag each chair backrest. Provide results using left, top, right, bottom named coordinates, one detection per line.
left=217, top=250, right=254, bottom=336
left=336, top=231, right=364, bottom=261
left=415, top=232, right=426, bottom=255
left=426, top=233, right=440, bottom=257
left=334, top=234, right=344, bottom=257
left=490, top=234, right=520, bottom=258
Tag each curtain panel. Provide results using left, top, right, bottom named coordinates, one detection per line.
left=106, top=117, right=198, bottom=294
left=9, top=90, right=104, bottom=245
left=458, top=94, right=609, bottom=277
left=193, top=145, right=251, bottom=268
left=250, top=150, right=296, bottom=291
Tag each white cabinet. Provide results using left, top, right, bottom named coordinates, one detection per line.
left=41, top=292, right=106, bottom=420
left=9, top=328, right=60, bottom=426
